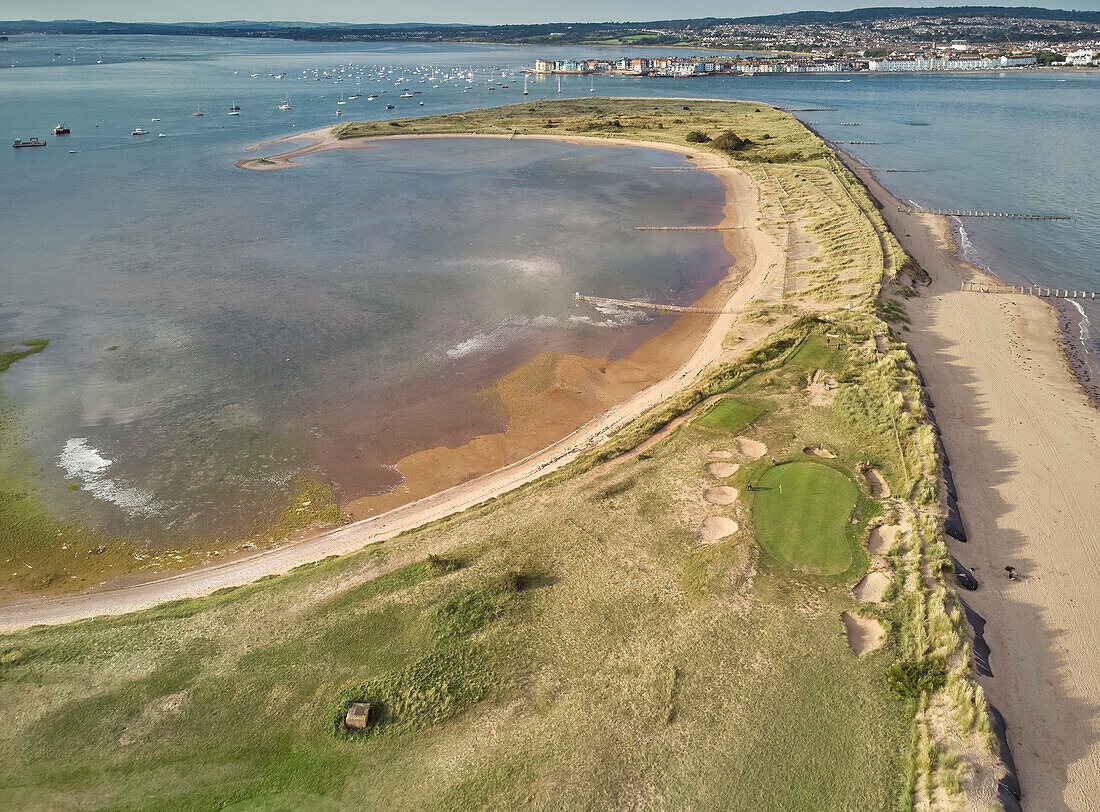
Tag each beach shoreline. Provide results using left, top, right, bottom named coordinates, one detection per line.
left=0, top=129, right=785, bottom=629
left=836, top=146, right=1100, bottom=809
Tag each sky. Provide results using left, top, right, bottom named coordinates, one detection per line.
left=3, top=1, right=1098, bottom=25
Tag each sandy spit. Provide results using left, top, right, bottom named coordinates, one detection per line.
left=842, top=150, right=1100, bottom=809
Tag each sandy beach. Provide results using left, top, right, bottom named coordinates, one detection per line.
left=0, top=131, right=784, bottom=630
left=843, top=154, right=1100, bottom=810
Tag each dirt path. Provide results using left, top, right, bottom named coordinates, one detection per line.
left=845, top=155, right=1100, bottom=810
left=0, top=132, right=784, bottom=633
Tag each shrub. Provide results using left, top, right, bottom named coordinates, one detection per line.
left=685, top=130, right=711, bottom=143
left=711, top=130, right=750, bottom=152
left=886, top=659, right=946, bottom=699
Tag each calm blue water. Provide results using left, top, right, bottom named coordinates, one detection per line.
left=2, top=35, right=1098, bottom=540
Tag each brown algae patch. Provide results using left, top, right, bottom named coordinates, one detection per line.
left=700, top=516, right=739, bottom=543
left=703, top=486, right=739, bottom=505
left=841, top=611, right=885, bottom=654
left=705, top=462, right=739, bottom=479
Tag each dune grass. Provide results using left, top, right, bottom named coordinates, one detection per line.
left=751, top=461, right=861, bottom=576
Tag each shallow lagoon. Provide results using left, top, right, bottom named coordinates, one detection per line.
left=2, top=130, right=730, bottom=540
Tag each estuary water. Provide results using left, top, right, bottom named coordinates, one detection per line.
left=1, top=34, right=1098, bottom=542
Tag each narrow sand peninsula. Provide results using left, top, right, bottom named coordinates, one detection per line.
left=0, top=130, right=785, bottom=631
left=845, top=154, right=1100, bottom=810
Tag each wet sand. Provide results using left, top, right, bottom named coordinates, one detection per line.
left=842, top=151, right=1100, bottom=810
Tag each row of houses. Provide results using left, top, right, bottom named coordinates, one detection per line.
left=529, top=53, right=1041, bottom=76
left=867, top=55, right=1037, bottom=71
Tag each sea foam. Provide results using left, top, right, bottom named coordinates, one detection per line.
left=59, top=438, right=164, bottom=517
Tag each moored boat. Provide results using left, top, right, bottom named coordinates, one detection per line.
left=53, top=123, right=70, bottom=135
left=13, top=137, right=46, bottom=148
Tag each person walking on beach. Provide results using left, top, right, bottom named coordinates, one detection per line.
left=1005, top=566, right=1019, bottom=580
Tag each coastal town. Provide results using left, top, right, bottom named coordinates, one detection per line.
left=530, top=48, right=1094, bottom=77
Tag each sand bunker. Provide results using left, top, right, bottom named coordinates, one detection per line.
left=734, top=437, right=767, bottom=459
left=852, top=570, right=892, bottom=604
left=866, top=524, right=905, bottom=555
left=709, top=450, right=734, bottom=460
left=705, top=462, right=740, bottom=479
left=842, top=611, right=885, bottom=654
left=808, top=370, right=838, bottom=406
left=864, top=468, right=890, bottom=498
left=700, top=516, right=739, bottom=543
left=704, top=486, right=739, bottom=505
left=804, top=446, right=836, bottom=459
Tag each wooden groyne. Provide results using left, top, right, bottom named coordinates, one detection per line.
left=962, top=281, right=1097, bottom=299
left=634, top=225, right=740, bottom=232
left=650, top=166, right=697, bottom=171
left=574, top=292, right=732, bottom=314
left=902, top=205, right=1071, bottom=221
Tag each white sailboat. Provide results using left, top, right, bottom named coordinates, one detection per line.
left=278, top=94, right=292, bottom=110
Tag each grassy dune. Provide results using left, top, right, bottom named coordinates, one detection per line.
left=1, top=101, right=996, bottom=808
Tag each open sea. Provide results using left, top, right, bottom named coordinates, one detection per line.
left=1, top=35, right=1097, bottom=542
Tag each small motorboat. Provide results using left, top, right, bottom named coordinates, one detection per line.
left=132, top=127, right=149, bottom=135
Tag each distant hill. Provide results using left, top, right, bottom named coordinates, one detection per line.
left=726, top=6, right=1100, bottom=25
left=2, top=7, right=1098, bottom=41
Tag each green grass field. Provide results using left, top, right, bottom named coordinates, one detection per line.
left=787, top=334, right=842, bottom=371
left=694, top=398, right=763, bottom=433
left=751, top=461, right=860, bottom=575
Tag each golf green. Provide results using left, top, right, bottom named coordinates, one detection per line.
left=695, top=398, right=763, bottom=432
left=752, top=461, right=859, bottom=575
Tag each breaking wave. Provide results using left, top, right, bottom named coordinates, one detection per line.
left=58, top=438, right=165, bottom=517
